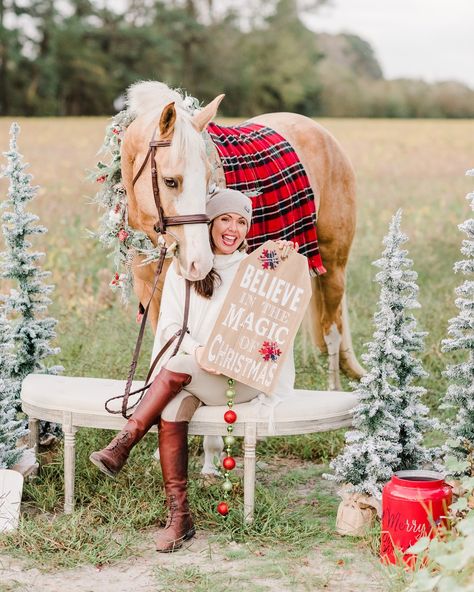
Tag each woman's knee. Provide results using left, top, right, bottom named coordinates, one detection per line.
left=164, top=354, right=197, bottom=375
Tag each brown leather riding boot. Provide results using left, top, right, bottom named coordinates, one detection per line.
left=89, top=369, right=191, bottom=478
left=155, top=418, right=195, bottom=552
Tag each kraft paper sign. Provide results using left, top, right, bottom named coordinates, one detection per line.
left=202, top=240, right=312, bottom=394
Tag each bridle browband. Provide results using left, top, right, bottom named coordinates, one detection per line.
left=105, top=130, right=210, bottom=418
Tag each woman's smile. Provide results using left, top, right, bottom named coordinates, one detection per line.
left=222, top=234, right=237, bottom=246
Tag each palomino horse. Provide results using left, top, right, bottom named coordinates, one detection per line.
left=121, top=81, right=364, bottom=389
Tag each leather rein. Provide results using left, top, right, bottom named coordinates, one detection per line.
left=105, top=131, right=209, bottom=418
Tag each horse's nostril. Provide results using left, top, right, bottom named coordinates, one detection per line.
left=182, top=252, right=213, bottom=281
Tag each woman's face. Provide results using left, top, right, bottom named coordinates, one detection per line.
left=211, top=213, right=248, bottom=255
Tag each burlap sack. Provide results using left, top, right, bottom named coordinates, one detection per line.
left=335, top=485, right=381, bottom=537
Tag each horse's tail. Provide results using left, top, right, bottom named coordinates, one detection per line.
left=301, top=278, right=365, bottom=379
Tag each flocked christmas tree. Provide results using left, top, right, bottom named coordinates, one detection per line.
left=0, top=123, right=62, bottom=429
left=326, top=210, right=437, bottom=498
left=441, top=169, right=474, bottom=475
left=0, top=311, right=27, bottom=468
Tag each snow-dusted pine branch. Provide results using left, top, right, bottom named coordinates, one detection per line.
left=325, top=210, right=438, bottom=498
left=0, top=123, right=62, bottom=384
left=0, top=311, right=27, bottom=468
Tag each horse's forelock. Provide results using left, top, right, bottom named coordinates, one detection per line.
left=126, top=81, right=184, bottom=118
left=127, top=80, right=205, bottom=164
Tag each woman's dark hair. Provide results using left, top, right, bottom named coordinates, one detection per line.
left=192, top=223, right=221, bottom=298
left=192, top=220, right=247, bottom=299
left=193, top=267, right=222, bottom=299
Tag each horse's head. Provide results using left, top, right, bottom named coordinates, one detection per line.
left=121, top=82, right=224, bottom=281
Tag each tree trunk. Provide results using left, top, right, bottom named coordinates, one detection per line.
left=182, top=0, right=197, bottom=86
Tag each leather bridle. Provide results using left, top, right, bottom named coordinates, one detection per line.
left=132, top=133, right=210, bottom=234
left=105, top=130, right=210, bottom=418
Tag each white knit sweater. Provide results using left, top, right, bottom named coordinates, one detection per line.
left=151, top=251, right=295, bottom=400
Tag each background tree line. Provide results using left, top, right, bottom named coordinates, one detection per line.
left=1, top=0, right=473, bottom=118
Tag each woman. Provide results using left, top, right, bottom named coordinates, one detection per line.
left=90, top=188, right=298, bottom=552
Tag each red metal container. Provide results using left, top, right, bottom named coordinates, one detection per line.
left=381, top=470, right=452, bottom=566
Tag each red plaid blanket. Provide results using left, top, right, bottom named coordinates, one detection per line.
left=207, top=122, right=326, bottom=275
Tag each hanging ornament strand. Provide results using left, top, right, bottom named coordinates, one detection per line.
left=217, top=378, right=238, bottom=516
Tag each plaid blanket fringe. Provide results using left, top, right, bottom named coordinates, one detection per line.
left=207, top=122, right=326, bottom=276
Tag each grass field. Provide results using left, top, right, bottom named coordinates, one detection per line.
left=0, top=117, right=473, bottom=591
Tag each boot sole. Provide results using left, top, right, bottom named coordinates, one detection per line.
left=89, top=453, right=118, bottom=479
left=156, top=527, right=196, bottom=553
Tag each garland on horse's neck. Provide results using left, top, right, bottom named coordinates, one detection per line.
left=91, top=94, right=202, bottom=303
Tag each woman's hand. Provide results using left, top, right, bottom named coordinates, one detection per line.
left=276, top=239, right=299, bottom=259
left=195, top=346, right=221, bottom=375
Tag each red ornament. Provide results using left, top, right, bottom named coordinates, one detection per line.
left=223, top=456, right=236, bottom=471
left=224, top=410, right=237, bottom=424
left=96, top=175, right=107, bottom=184
left=217, top=502, right=229, bottom=516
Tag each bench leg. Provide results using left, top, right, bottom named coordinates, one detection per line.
left=63, top=412, right=77, bottom=514
left=28, top=418, right=40, bottom=451
left=243, top=423, right=257, bottom=523
left=25, top=418, right=40, bottom=478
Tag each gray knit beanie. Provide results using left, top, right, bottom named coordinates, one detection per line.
left=206, top=188, right=252, bottom=227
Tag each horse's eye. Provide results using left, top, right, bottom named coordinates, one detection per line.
left=163, top=177, right=178, bottom=188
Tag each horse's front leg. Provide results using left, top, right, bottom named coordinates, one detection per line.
left=132, top=254, right=171, bottom=334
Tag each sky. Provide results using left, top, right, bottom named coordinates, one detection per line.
left=302, top=0, right=474, bottom=88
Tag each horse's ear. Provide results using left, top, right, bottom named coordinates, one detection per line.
left=192, top=94, right=225, bottom=132
left=159, top=102, right=177, bottom=138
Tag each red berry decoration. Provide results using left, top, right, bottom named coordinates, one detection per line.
left=223, top=456, right=236, bottom=471
left=218, top=378, right=237, bottom=517
left=217, top=502, right=229, bottom=516
left=224, top=410, right=237, bottom=424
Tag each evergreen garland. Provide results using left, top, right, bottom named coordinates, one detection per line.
left=325, top=210, right=438, bottom=498
left=441, top=169, right=474, bottom=475
left=0, top=123, right=62, bottom=428
left=90, top=109, right=152, bottom=303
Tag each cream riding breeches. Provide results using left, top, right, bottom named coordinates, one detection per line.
left=161, top=353, right=260, bottom=422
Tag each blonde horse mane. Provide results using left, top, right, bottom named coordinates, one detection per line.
left=126, top=80, right=205, bottom=164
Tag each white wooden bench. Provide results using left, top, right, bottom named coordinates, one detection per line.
left=21, top=374, right=357, bottom=522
